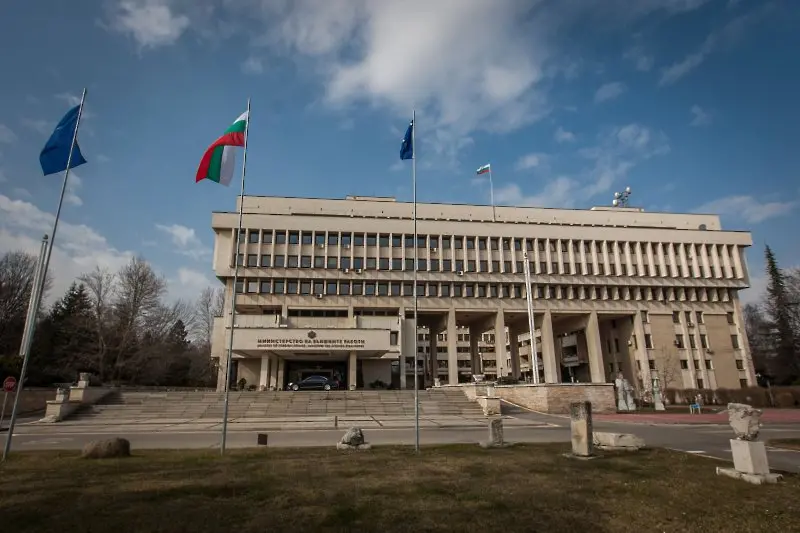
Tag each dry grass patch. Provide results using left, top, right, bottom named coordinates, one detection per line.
left=0, top=445, right=798, bottom=532
left=768, top=438, right=800, bottom=451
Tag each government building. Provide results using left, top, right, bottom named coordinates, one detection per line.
left=209, top=195, right=756, bottom=395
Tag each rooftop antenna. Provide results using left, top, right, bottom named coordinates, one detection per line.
left=612, top=186, right=632, bottom=208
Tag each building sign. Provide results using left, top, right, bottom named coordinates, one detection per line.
left=256, top=330, right=367, bottom=350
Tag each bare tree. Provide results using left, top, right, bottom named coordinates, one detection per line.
left=111, top=257, right=167, bottom=380
left=78, top=267, right=117, bottom=381
left=192, top=287, right=224, bottom=352
left=0, top=251, right=52, bottom=356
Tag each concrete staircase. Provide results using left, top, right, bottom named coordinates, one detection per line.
left=68, top=388, right=484, bottom=422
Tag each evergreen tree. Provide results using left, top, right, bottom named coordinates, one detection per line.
left=764, top=246, right=799, bottom=384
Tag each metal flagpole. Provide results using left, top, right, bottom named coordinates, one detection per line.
left=412, top=109, right=420, bottom=453
left=522, top=251, right=540, bottom=384
left=3, top=89, right=87, bottom=462
left=2, top=235, right=47, bottom=460
left=488, top=164, right=496, bottom=222
left=220, top=98, right=251, bottom=455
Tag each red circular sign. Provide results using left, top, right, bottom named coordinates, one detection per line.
left=3, top=377, right=16, bottom=392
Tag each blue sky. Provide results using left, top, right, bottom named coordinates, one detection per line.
left=0, top=0, right=798, bottom=304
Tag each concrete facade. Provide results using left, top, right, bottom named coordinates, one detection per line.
left=209, top=195, right=756, bottom=394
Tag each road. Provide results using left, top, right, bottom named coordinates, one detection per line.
left=3, top=405, right=800, bottom=473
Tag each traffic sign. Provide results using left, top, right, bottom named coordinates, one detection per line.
left=3, top=377, right=16, bottom=393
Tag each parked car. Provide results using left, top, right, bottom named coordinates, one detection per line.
left=287, top=375, right=341, bottom=391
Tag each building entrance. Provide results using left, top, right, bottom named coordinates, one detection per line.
left=284, top=360, right=348, bottom=389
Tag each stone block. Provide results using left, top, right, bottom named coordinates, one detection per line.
left=337, top=426, right=370, bottom=451
left=570, top=401, right=593, bottom=457
left=716, top=467, right=782, bottom=485
left=479, top=417, right=510, bottom=448
left=727, top=403, right=762, bottom=441
left=478, top=396, right=501, bottom=416
left=81, top=438, right=131, bottom=459
left=730, top=439, right=769, bottom=475
left=593, top=432, right=645, bottom=450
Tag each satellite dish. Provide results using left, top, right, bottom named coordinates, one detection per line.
left=612, top=199, right=619, bottom=206
left=614, top=192, right=621, bottom=199
left=625, top=186, right=631, bottom=194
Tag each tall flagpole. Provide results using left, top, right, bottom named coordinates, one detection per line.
left=522, top=251, right=540, bottom=384
left=488, top=164, right=496, bottom=222
left=2, top=88, right=87, bottom=462
left=220, top=98, right=251, bottom=455
left=412, top=109, right=420, bottom=453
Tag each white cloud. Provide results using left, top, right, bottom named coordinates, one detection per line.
left=694, top=195, right=796, bottom=224
left=241, top=56, right=264, bottom=75
left=659, top=6, right=772, bottom=86
left=64, top=174, right=83, bottom=207
left=623, top=44, right=653, bottom=71
left=554, top=126, right=575, bottom=143
left=495, top=176, right=579, bottom=208
left=515, top=153, right=546, bottom=171
left=167, top=267, right=215, bottom=301
left=20, top=118, right=52, bottom=135
left=0, top=125, right=16, bottom=143
left=690, top=104, right=712, bottom=126
left=594, top=81, right=627, bottom=103
left=155, top=223, right=211, bottom=260
left=0, top=194, right=135, bottom=303
left=55, top=93, right=82, bottom=107
left=110, top=0, right=190, bottom=49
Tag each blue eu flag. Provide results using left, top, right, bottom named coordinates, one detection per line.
left=399, top=120, right=413, bottom=160
left=40, top=105, right=87, bottom=176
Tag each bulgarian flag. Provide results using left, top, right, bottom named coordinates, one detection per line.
left=195, top=111, right=248, bottom=185
left=476, top=163, right=491, bottom=175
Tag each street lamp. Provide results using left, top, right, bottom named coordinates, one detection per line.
left=612, top=186, right=632, bottom=208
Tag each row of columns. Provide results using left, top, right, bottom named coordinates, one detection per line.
left=421, top=309, right=612, bottom=385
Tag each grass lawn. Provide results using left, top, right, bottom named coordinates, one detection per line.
left=769, top=438, right=800, bottom=451
left=1, top=444, right=799, bottom=532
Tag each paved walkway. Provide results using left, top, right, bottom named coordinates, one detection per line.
left=594, top=408, right=800, bottom=425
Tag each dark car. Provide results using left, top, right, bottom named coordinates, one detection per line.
left=287, top=375, right=340, bottom=391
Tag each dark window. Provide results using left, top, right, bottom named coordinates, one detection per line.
left=443, top=259, right=452, bottom=271
left=354, top=234, right=364, bottom=246
left=454, top=237, right=463, bottom=249
left=260, top=255, right=271, bottom=267
left=275, top=231, right=286, bottom=244
left=405, top=258, right=414, bottom=270
left=287, top=256, right=298, bottom=268
left=327, top=257, right=338, bottom=269
left=341, top=257, right=351, bottom=269
left=441, top=284, right=450, bottom=297
left=300, top=281, right=311, bottom=295
left=327, top=281, right=337, bottom=295
left=260, top=280, right=271, bottom=294
left=379, top=258, right=390, bottom=270
left=248, top=231, right=259, bottom=244
left=479, top=238, right=488, bottom=250
left=736, top=360, right=744, bottom=370
left=301, top=255, right=312, bottom=268
left=341, top=234, right=351, bottom=247
left=390, top=331, right=399, bottom=345
left=731, top=335, right=740, bottom=349
left=339, top=281, right=350, bottom=295
left=273, top=280, right=285, bottom=294
left=366, top=258, right=377, bottom=270
left=328, top=233, right=339, bottom=246
left=367, top=234, right=377, bottom=246
left=352, top=282, right=363, bottom=296
left=301, top=232, right=313, bottom=245
left=392, top=235, right=402, bottom=247
left=354, top=257, right=363, bottom=269
left=379, top=234, right=390, bottom=247
left=247, top=254, right=258, bottom=267
left=644, top=334, right=653, bottom=349
left=289, top=232, right=300, bottom=245
left=262, top=231, right=273, bottom=244
left=430, top=259, right=439, bottom=271
left=392, top=258, right=402, bottom=270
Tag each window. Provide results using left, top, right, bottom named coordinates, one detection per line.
left=641, top=310, right=649, bottom=323
left=341, top=234, right=352, bottom=247
left=503, top=239, right=511, bottom=250
left=614, top=338, right=620, bottom=352
left=479, top=238, right=488, bottom=250
left=648, top=360, right=656, bottom=370
left=353, top=257, right=363, bottom=269
left=479, top=260, right=488, bottom=272
left=327, top=257, right=338, bottom=269
left=390, top=331, right=399, bottom=345
left=403, top=283, right=413, bottom=296
left=301, top=232, right=313, bottom=245
left=287, top=256, right=299, bottom=268
left=727, top=312, right=735, bottom=325
left=315, top=233, right=325, bottom=246
left=287, top=280, right=298, bottom=294
left=454, top=237, right=463, bottom=249
left=392, top=235, right=402, bottom=247
left=379, top=258, right=389, bottom=270
left=696, top=378, right=704, bottom=389
left=736, top=360, right=744, bottom=370
left=300, top=255, right=311, bottom=268
left=328, top=233, right=339, bottom=246
left=379, top=234, right=389, bottom=247
left=314, top=281, right=323, bottom=295
left=503, top=261, right=511, bottom=273
left=441, top=284, right=450, bottom=297
left=352, top=282, right=363, bottom=296
left=739, top=378, right=748, bottom=388
left=418, top=259, right=427, bottom=271
left=689, top=335, right=697, bottom=349
left=246, top=280, right=258, bottom=293
left=366, top=258, right=377, bottom=270
left=442, top=259, right=452, bottom=272
left=247, top=254, right=258, bottom=267
left=339, top=281, right=349, bottom=295
left=430, top=259, right=440, bottom=271
left=300, top=281, right=311, bottom=295
left=693, top=359, right=700, bottom=370
left=248, top=231, right=259, bottom=244
left=680, top=359, right=689, bottom=370
left=273, top=280, right=285, bottom=294
left=260, top=255, right=271, bottom=268
left=354, top=234, right=364, bottom=246
left=489, top=238, right=498, bottom=250
left=262, top=231, right=273, bottom=244
left=326, top=281, right=337, bottom=295
left=392, top=258, right=402, bottom=270
left=453, top=284, right=463, bottom=297
left=696, top=311, right=704, bottom=324
left=275, top=231, right=287, bottom=244
left=514, top=239, right=522, bottom=251
left=367, top=234, right=377, bottom=246
left=466, top=237, right=475, bottom=250
left=467, top=260, right=476, bottom=272
left=685, top=311, right=693, bottom=324
left=731, top=335, right=740, bottom=349
left=288, top=231, right=300, bottom=245
left=234, top=280, right=244, bottom=293
left=378, top=283, right=388, bottom=296
left=672, top=311, right=681, bottom=324
left=700, top=334, right=708, bottom=349
left=405, top=258, right=414, bottom=271
left=675, top=334, right=685, bottom=349
left=417, top=235, right=426, bottom=248
left=260, top=280, right=271, bottom=294
left=236, top=253, right=244, bottom=267
left=341, top=257, right=351, bottom=269
left=705, top=360, right=713, bottom=370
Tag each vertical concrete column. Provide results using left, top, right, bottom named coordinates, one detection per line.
left=348, top=351, right=357, bottom=390
left=533, top=238, right=541, bottom=273
left=508, top=327, right=521, bottom=380
left=568, top=239, right=576, bottom=274
left=428, top=329, right=438, bottom=385
left=540, top=310, right=558, bottom=384
left=276, top=358, right=285, bottom=390
left=678, top=244, right=689, bottom=278
left=732, top=245, right=744, bottom=280
left=268, top=355, right=279, bottom=390
left=591, top=240, right=599, bottom=275
left=259, top=355, right=271, bottom=389
left=646, top=242, right=656, bottom=277
left=721, top=245, right=733, bottom=279
left=447, top=309, right=459, bottom=385
left=494, top=309, right=507, bottom=377
left=732, top=294, right=757, bottom=386
left=634, top=242, right=644, bottom=277
left=586, top=311, right=606, bottom=383
left=656, top=242, right=667, bottom=278
left=700, top=244, right=711, bottom=278
left=632, top=310, right=649, bottom=388
left=469, top=326, right=481, bottom=375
